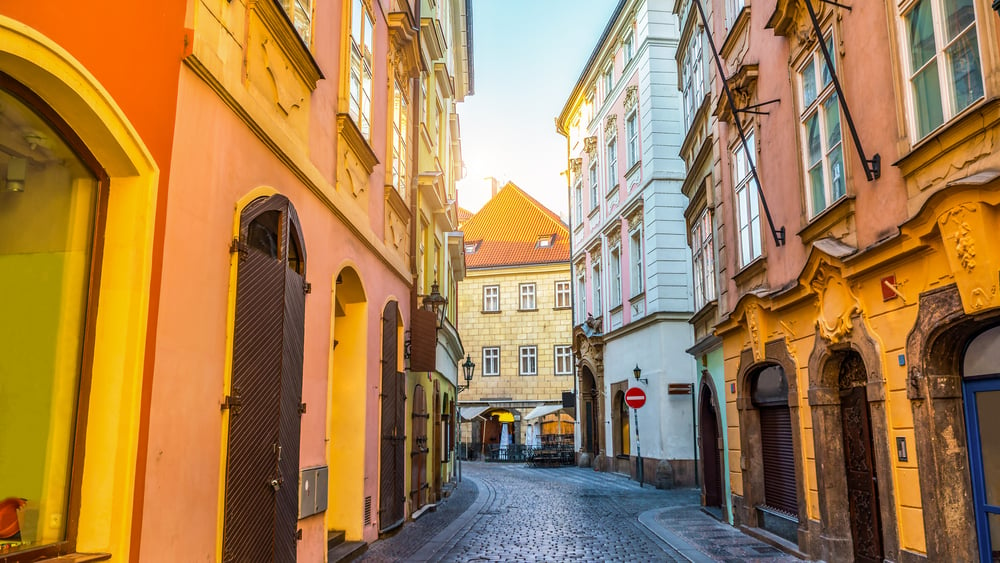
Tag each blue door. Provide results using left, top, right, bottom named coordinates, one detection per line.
left=963, top=376, right=1000, bottom=563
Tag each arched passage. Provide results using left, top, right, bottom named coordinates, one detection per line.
left=580, top=366, right=600, bottom=456
left=327, top=266, right=367, bottom=539
left=699, top=382, right=723, bottom=508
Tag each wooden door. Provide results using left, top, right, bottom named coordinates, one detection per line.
left=411, top=385, right=428, bottom=508
left=432, top=381, right=442, bottom=501
left=379, top=303, right=405, bottom=532
left=839, top=353, right=882, bottom=563
left=700, top=387, right=723, bottom=507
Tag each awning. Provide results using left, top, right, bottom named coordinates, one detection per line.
left=459, top=406, right=490, bottom=421
left=523, top=404, right=564, bottom=421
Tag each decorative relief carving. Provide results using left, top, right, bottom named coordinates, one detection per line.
left=627, top=209, right=643, bottom=231
left=744, top=302, right=765, bottom=362
left=584, top=136, right=598, bottom=157
left=623, top=85, right=638, bottom=112
left=570, top=158, right=583, bottom=180
left=937, top=202, right=998, bottom=313
left=604, top=114, right=617, bottom=138
left=810, top=260, right=861, bottom=343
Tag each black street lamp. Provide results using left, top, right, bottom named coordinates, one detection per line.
left=460, top=354, right=475, bottom=392
left=422, top=280, right=448, bottom=327
left=633, top=364, right=648, bottom=385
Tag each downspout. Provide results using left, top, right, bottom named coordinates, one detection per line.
left=555, top=117, right=579, bottom=450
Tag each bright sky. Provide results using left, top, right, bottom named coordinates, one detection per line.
left=456, top=0, right=617, bottom=219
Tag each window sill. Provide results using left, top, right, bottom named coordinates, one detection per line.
left=251, top=0, right=323, bottom=89
left=733, top=255, right=767, bottom=290
left=337, top=113, right=379, bottom=174
left=625, top=160, right=641, bottom=179
left=518, top=373, right=538, bottom=377
left=518, top=308, right=538, bottom=312
left=797, top=194, right=855, bottom=246
left=553, top=306, right=572, bottom=310
left=481, top=310, right=502, bottom=314
left=606, top=183, right=620, bottom=201
left=588, top=206, right=601, bottom=220
left=555, top=372, right=573, bottom=376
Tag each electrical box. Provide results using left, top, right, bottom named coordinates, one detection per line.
left=299, top=466, right=329, bottom=518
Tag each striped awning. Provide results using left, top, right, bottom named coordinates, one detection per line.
left=523, top=404, right=564, bottom=420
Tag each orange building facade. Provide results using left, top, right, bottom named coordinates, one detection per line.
left=0, top=0, right=470, bottom=561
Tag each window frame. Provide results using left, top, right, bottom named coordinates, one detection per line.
left=606, top=134, right=618, bottom=190
left=349, top=0, right=375, bottom=139
left=519, top=283, right=537, bottom=311
left=604, top=65, right=614, bottom=99
left=591, top=259, right=602, bottom=317
left=798, top=33, right=845, bottom=218
left=623, top=31, right=635, bottom=64
left=610, top=244, right=622, bottom=307
left=626, top=109, right=639, bottom=168
left=482, top=346, right=500, bottom=376
left=733, top=132, right=762, bottom=268
left=629, top=226, right=644, bottom=297
left=900, top=0, right=984, bottom=141
left=681, top=30, right=706, bottom=132
left=574, top=177, right=584, bottom=224
left=576, top=269, right=587, bottom=324
left=555, top=281, right=571, bottom=309
left=691, top=207, right=716, bottom=310
left=589, top=160, right=599, bottom=210
left=483, top=284, right=500, bottom=312
left=281, top=0, right=314, bottom=46
left=554, top=345, right=573, bottom=375
left=390, top=80, right=409, bottom=199
left=519, top=345, right=538, bottom=376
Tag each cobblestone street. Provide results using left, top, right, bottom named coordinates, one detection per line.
left=359, top=462, right=803, bottom=562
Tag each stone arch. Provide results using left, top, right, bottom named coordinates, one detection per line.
left=734, top=338, right=809, bottom=550
left=807, top=316, right=899, bottom=562
left=905, top=283, right=1000, bottom=562
left=579, top=364, right=603, bottom=457
left=698, top=370, right=726, bottom=517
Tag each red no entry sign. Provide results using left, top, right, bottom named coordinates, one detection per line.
left=625, top=386, right=646, bottom=409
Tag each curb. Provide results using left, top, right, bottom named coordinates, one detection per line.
left=406, top=476, right=493, bottom=562
left=638, top=507, right=716, bottom=563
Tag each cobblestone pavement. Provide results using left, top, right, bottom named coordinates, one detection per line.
left=360, top=462, right=805, bottom=562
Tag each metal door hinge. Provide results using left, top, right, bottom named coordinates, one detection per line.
left=222, top=389, right=242, bottom=415
left=229, top=238, right=247, bottom=255
left=298, top=403, right=307, bottom=414
left=303, top=281, right=312, bottom=294
left=296, top=529, right=303, bottom=540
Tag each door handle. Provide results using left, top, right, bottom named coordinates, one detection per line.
left=270, top=478, right=280, bottom=491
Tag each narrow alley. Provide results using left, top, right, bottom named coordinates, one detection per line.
left=360, top=463, right=801, bottom=562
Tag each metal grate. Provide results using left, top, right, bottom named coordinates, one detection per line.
left=364, top=496, right=372, bottom=525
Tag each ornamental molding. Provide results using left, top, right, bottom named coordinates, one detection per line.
left=604, top=114, right=617, bottom=138
left=937, top=202, right=999, bottom=313
left=584, top=136, right=598, bottom=157
left=810, top=260, right=861, bottom=344
left=744, top=302, right=765, bottom=362
left=623, top=85, right=638, bottom=113
left=570, top=158, right=583, bottom=180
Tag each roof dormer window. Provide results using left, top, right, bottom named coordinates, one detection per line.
left=536, top=234, right=556, bottom=248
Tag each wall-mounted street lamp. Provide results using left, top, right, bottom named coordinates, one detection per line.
left=422, top=280, right=448, bottom=327
left=633, top=364, right=648, bottom=385
left=459, top=354, right=475, bottom=393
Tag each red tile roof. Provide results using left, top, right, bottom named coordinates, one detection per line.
left=461, top=182, right=570, bottom=268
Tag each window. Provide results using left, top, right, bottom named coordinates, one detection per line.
left=576, top=270, right=587, bottom=323
left=623, top=32, right=635, bottom=64
left=519, top=346, right=538, bottom=375
left=555, top=281, right=571, bottom=309
left=482, top=347, right=500, bottom=376
left=555, top=345, right=573, bottom=375
left=799, top=35, right=845, bottom=217
left=574, top=178, right=583, bottom=223
left=604, top=66, right=613, bottom=99
left=629, top=228, right=644, bottom=296
left=610, top=246, right=622, bottom=307
left=682, top=31, right=705, bottom=131
left=904, top=0, right=983, bottom=139
left=691, top=208, right=716, bottom=310
left=280, top=0, right=313, bottom=44
left=626, top=110, right=639, bottom=168
left=733, top=133, right=762, bottom=267
left=592, top=260, right=602, bottom=316
left=536, top=235, right=555, bottom=248
left=519, top=283, right=536, bottom=310
left=589, top=161, right=599, bottom=210
left=350, top=0, right=375, bottom=139
left=726, top=0, right=744, bottom=28
left=483, top=285, right=499, bottom=312
left=606, top=135, right=618, bottom=189
left=391, top=81, right=409, bottom=198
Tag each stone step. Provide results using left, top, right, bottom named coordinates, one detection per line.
left=327, top=529, right=346, bottom=550
left=328, top=540, right=367, bottom=563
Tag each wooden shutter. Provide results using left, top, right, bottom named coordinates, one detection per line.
left=759, top=406, right=798, bottom=516
left=379, top=303, right=405, bottom=531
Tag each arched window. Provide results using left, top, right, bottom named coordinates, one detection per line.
left=0, top=75, right=106, bottom=557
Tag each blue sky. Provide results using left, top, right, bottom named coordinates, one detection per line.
left=456, top=0, right=617, bottom=218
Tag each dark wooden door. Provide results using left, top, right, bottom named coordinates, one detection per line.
left=700, top=388, right=723, bottom=507
left=224, top=196, right=306, bottom=563
left=432, top=381, right=441, bottom=501
left=584, top=401, right=596, bottom=455
left=411, top=384, right=428, bottom=508
left=759, top=406, right=798, bottom=516
left=840, top=381, right=883, bottom=562
left=379, top=303, right=406, bottom=532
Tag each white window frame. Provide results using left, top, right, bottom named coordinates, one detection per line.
left=726, top=0, right=744, bottom=29
left=349, top=0, right=374, bottom=139
left=681, top=31, right=706, bottom=132
left=629, top=227, right=644, bottom=297
left=281, top=0, right=313, bottom=45
left=483, top=285, right=500, bottom=312
left=555, top=345, right=573, bottom=375
left=901, top=0, right=984, bottom=141
left=592, top=259, right=602, bottom=317
left=733, top=132, right=762, bottom=267
left=606, top=135, right=618, bottom=190
left=555, top=281, right=571, bottom=309
left=610, top=245, right=622, bottom=307
left=626, top=109, right=639, bottom=168
left=798, top=34, right=845, bottom=218
left=604, top=66, right=613, bottom=99
left=576, top=269, right=587, bottom=323
left=589, top=161, right=599, bottom=210
left=482, top=347, right=500, bottom=376
left=519, top=346, right=538, bottom=376
left=691, top=208, right=716, bottom=310
left=623, top=31, right=635, bottom=64
left=391, top=81, right=409, bottom=198
left=574, top=177, right=584, bottom=224
left=519, top=283, right=537, bottom=310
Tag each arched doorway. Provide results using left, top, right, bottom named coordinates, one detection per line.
left=581, top=366, right=600, bottom=455
left=837, top=351, right=883, bottom=562
left=378, top=301, right=405, bottom=533
left=612, top=390, right=630, bottom=457
left=962, top=325, right=1000, bottom=562
left=750, top=365, right=798, bottom=529
left=224, top=194, right=307, bottom=563
left=699, top=383, right=723, bottom=508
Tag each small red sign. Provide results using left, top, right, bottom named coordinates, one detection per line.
left=625, top=387, right=646, bottom=409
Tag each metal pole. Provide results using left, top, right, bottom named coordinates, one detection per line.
left=634, top=408, right=643, bottom=488
left=692, top=383, right=699, bottom=488
left=458, top=409, right=462, bottom=483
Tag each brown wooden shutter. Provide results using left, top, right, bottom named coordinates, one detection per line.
left=409, top=309, right=437, bottom=372
left=759, top=406, right=798, bottom=516
left=379, top=303, right=405, bottom=532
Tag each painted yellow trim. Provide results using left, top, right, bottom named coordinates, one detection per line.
left=0, top=16, right=159, bottom=559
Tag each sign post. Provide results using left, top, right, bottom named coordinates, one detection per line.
left=625, top=387, right=647, bottom=487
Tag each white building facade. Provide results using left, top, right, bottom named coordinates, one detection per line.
left=557, top=0, right=699, bottom=486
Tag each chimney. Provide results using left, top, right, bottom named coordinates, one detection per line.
left=486, top=176, right=499, bottom=199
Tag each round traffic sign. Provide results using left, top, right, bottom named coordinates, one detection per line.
left=624, top=386, right=646, bottom=409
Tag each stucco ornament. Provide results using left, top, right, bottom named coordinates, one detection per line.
left=584, top=136, right=598, bottom=157
left=938, top=202, right=998, bottom=313
left=604, top=114, right=617, bottom=139
left=623, top=85, right=638, bottom=113
left=743, top=302, right=765, bottom=362
left=810, top=261, right=860, bottom=343
left=570, top=158, right=583, bottom=180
